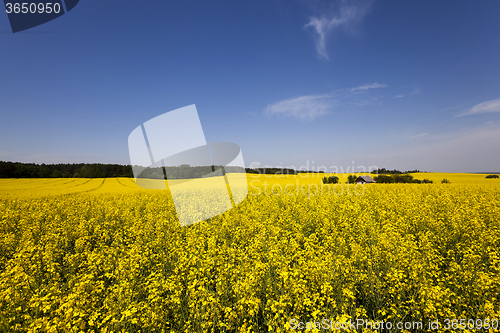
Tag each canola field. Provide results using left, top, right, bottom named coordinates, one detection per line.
left=1, top=174, right=500, bottom=332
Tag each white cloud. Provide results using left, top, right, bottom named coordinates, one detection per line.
left=394, top=87, right=421, bottom=99
left=264, top=82, right=386, bottom=120
left=440, top=104, right=466, bottom=112
left=264, top=94, right=334, bottom=120
left=457, top=98, right=500, bottom=117
left=351, top=82, right=387, bottom=92
left=304, top=1, right=371, bottom=60
left=410, top=132, right=428, bottom=139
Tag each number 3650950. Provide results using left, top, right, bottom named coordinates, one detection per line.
left=5, top=2, right=61, bottom=14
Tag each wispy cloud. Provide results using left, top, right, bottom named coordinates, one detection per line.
left=440, top=104, right=466, bottom=113
left=264, top=82, right=386, bottom=121
left=351, top=82, right=387, bottom=92
left=264, top=94, right=334, bottom=120
left=456, top=98, right=500, bottom=117
left=304, top=1, right=371, bottom=60
left=410, top=132, right=428, bottom=140
left=394, top=87, right=421, bottom=99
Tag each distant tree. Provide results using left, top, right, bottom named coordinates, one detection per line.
left=441, top=178, right=451, bottom=184
left=393, top=174, right=414, bottom=183
left=486, top=175, right=499, bottom=179
left=346, top=175, right=358, bottom=184
left=0, top=161, right=134, bottom=178
left=374, top=173, right=432, bottom=184
left=373, top=175, right=395, bottom=183
left=52, top=170, right=62, bottom=178
left=322, top=176, right=339, bottom=184
left=371, top=168, right=402, bottom=175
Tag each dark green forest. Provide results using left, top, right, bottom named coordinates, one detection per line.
left=0, top=161, right=133, bottom=178
left=374, top=173, right=433, bottom=184
left=370, top=168, right=422, bottom=174
left=0, top=161, right=324, bottom=179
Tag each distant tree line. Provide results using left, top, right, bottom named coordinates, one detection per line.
left=323, top=174, right=434, bottom=185
left=0, top=161, right=240, bottom=179
left=245, top=167, right=297, bottom=175
left=127, top=166, right=313, bottom=179
left=0, top=161, right=133, bottom=178
left=371, top=168, right=422, bottom=174
left=486, top=175, right=499, bottom=179
left=0, top=161, right=325, bottom=179
left=133, top=166, right=324, bottom=179
left=138, top=165, right=244, bottom=179
left=322, top=176, right=339, bottom=184
left=346, top=175, right=358, bottom=184
left=246, top=167, right=323, bottom=175
left=374, top=174, right=433, bottom=184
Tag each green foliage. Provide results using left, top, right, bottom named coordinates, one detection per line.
left=393, top=173, right=414, bottom=183
left=371, top=168, right=402, bottom=174
left=375, top=174, right=433, bottom=184
left=486, top=174, right=499, bottom=179
left=371, top=168, right=422, bottom=174
left=373, top=175, right=395, bottom=183
left=0, top=162, right=325, bottom=179
left=346, top=175, right=358, bottom=184
left=0, top=161, right=133, bottom=178
left=322, top=176, right=339, bottom=184
left=441, top=178, right=451, bottom=184
left=246, top=167, right=297, bottom=175
left=51, top=170, right=62, bottom=178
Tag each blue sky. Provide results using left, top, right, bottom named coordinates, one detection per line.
left=1, top=0, right=500, bottom=172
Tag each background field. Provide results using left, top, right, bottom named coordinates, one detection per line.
left=1, top=175, right=500, bottom=332
left=1, top=172, right=498, bottom=199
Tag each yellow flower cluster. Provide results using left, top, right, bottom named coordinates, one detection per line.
left=0, top=178, right=499, bottom=332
